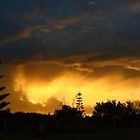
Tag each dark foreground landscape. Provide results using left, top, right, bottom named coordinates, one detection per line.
left=1, top=92, right=140, bottom=140
left=0, top=128, right=139, bottom=140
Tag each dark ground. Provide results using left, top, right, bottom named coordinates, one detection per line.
left=0, top=128, right=139, bottom=140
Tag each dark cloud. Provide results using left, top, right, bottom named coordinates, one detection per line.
left=117, top=0, right=140, bottom=13
left=0, top=0, right=140, bottom=113
left=9, top=94, right=62, bottom=114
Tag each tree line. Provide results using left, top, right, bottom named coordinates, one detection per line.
left=0, top=75, right=140, bottom=133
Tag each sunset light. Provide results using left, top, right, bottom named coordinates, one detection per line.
left=0, top=0, right=140, bottom=137
left=12, top=63, right=140, bottom=114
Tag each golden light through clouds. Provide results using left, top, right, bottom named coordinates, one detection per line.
left=13, top=62, right=140, bottom=111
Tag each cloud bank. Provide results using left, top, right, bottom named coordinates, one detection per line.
left=0, top=0, right=140, bottom=114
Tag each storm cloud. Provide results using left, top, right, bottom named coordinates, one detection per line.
left=0, top=0, right=140, bottom=114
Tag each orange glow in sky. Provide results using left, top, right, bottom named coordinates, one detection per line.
left=13, top=65, right=140, bottom=109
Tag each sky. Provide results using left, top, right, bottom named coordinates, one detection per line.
left=0, top=0, right=140, bottom=114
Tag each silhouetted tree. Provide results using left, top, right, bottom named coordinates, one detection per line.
left=54, top=105, right=84, bottom=131
left=93, top=100, right=135, bottom=117
left=75, top=92, right=85, bottom=116
left=0, top=75, right=10, bottom=110
left=92, top=100, right=136, bottom=128
left=55, top=105, right=82, bottom=120
left=132, top=100, right=140, bottom=114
